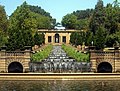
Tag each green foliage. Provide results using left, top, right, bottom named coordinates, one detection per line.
left=104, top=3, right=120, bottom=34
left=7, top=2, right=54, bottom=50
left=70, top=31, right=93, bottom=46
left=62, top=44, right=89, bottom=62
left=28, top=5, right=51, bottom=17
left=34, top=32, right=45, bottom=45
left=0, top=5, right=8, bottom=47
left=7, top=2, right=34, bottom=50
left=89, top=0, right=105, bottom=34
left=85, top=31, right=93, bottom=46
left=105, top=34, right=116, bottom=47
left=68, top=0, right=120, bottom=49
left=0, top=31, right=7, bottom=47
left=0, top=5, right=8, bottom=33
left=61, top=14, right=77, bottom=29
left=94, top=27, right=107, bottom=49
left=62, top=9, right=93, bottom=30
left=31, top=45, right=52, bottom=62
left=28, top=5, right=56, bottom=29
left=76, top=19, right=89, bottom=30
left=73, top=9, right=94, bottom=20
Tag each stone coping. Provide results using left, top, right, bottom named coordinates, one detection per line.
left=0, top=73, right=120, bottom=81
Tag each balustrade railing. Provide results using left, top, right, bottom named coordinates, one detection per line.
left=90, top=50, right=120, bottom=59
left=6, top=51, right=25, bottom=56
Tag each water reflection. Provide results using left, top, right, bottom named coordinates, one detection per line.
left=0, top=80, right=119, bottom=91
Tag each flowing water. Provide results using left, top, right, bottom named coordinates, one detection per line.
left=30, top=45, right=90, bottom=73
left=0, top=80, right=119, bottom=91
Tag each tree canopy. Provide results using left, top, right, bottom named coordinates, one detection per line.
left=6, top=2, right=55, bottom=50
left=68, top=0, right=120, bottom=49
left=0, top=5, right=8, bottom=47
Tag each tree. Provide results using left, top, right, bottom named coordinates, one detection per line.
left=75, top=19, right=89, bottom=30
left=89, top=0, right=105, bottom=34
left=105, top=3, right=120, bottom=34
left=73, top=9, right=94, bottom=20
left=7, top=2, right=52, bottom=50
left=36, top=14, right=52, bottom=29
left=7, top=2, right=35, bottom=50
left=105, top=34, right=116, bottom=47
left=28, top=5, right=56, bottom=29
left=70, top=31, right=86, bottom=46
left=70, top=32, right=78, bottom=45
left=34, top=32, right=44, bottom=45
left=85, top=31, right=93, bottom=46
left=112, top=0, right=120, bottom=7
left=0, top=5, right=8, bottom=47
left=61, top=14, right=77, bottom=29
left=94, top=27, right=107, bottom=49
left=0, top=31, right=7, bottom=47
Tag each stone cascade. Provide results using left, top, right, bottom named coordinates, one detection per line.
left=30, top=46, right=91, bottom=73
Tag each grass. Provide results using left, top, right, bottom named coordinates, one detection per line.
left=62, top=44, right=90, bottom=62
left=31, top=44, right=53, bottom=62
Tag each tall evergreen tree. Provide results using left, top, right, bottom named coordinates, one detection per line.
left=0, top=5, right=8, bottom=47
left=89, top=0, right=105, bottom=34
left=94, top=27, right=107, bottom=49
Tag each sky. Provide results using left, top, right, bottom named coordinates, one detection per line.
left=0, top=0, right=114, bottom=22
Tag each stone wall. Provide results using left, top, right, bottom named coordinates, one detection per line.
left=0, top=47, right=31, bottom=73
left=44, top=32, right=71, bottom=44
left=90, top=47, right=120, bottom=73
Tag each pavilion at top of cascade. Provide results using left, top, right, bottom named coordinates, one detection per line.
left=54, top=24, right=65, bottom=30
left=38, top=24, right=78, bottom=32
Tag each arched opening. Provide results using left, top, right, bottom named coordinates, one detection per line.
left=55, top=34, right=59, bottom=43
left=97, top=62, right=112, bottom=73
left=8, top=62, right=23, bottom=73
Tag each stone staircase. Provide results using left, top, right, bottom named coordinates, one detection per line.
left=30, top=45, right=91, bottom=73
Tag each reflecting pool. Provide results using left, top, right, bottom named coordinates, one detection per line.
left=0, top=80, right=120, bottom=91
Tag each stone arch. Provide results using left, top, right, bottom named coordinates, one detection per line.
left=6, top=59, right=24, bottom=67
left=8, top=61, right=23, bottom=73
left=97, top=62, right=112, bottom=73
left=55, top=33, right=60, bottom=43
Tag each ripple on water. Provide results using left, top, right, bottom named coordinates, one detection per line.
left=0, top=80, right=120, bottom=91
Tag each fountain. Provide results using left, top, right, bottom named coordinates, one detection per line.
left=30, top=45, right=91, bottom=73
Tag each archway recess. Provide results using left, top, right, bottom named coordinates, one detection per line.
left=55, top=34, right=59, bottom=43
left=8, top=62, right=23, bottom=73
left=97, top=62, right=112, bottom=73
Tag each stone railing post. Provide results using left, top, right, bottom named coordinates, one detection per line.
left=114, top=46, right=120, bottom=72
left=24, top=46, right=32, bottom=72
left=89, top=46, right=96, bottom=72
left=0, top=46, right=7, bottom=72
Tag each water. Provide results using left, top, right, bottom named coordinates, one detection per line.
left=30, top=45, right=91, bottom=73
left=0, top=80, right=120, bottom=91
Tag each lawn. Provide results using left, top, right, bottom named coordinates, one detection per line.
left=31, top=44, right=53, bottom=62
left=62, top=44, right=89, bottom=62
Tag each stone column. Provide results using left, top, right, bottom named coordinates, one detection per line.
left=59, top=33, right=62, bottom=44
left=24, top=46, right=31, bottom=72
left=66, top=33, right=70, bottom=44
left=52, top=35, right=54, bottom=44
left=45, top=33, right=48, bottom=44
left=89, top=46, right=96, bottom=72
left=0, top=46, right=7, bottom=72
left=114, top=46, right=120, bottom=72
